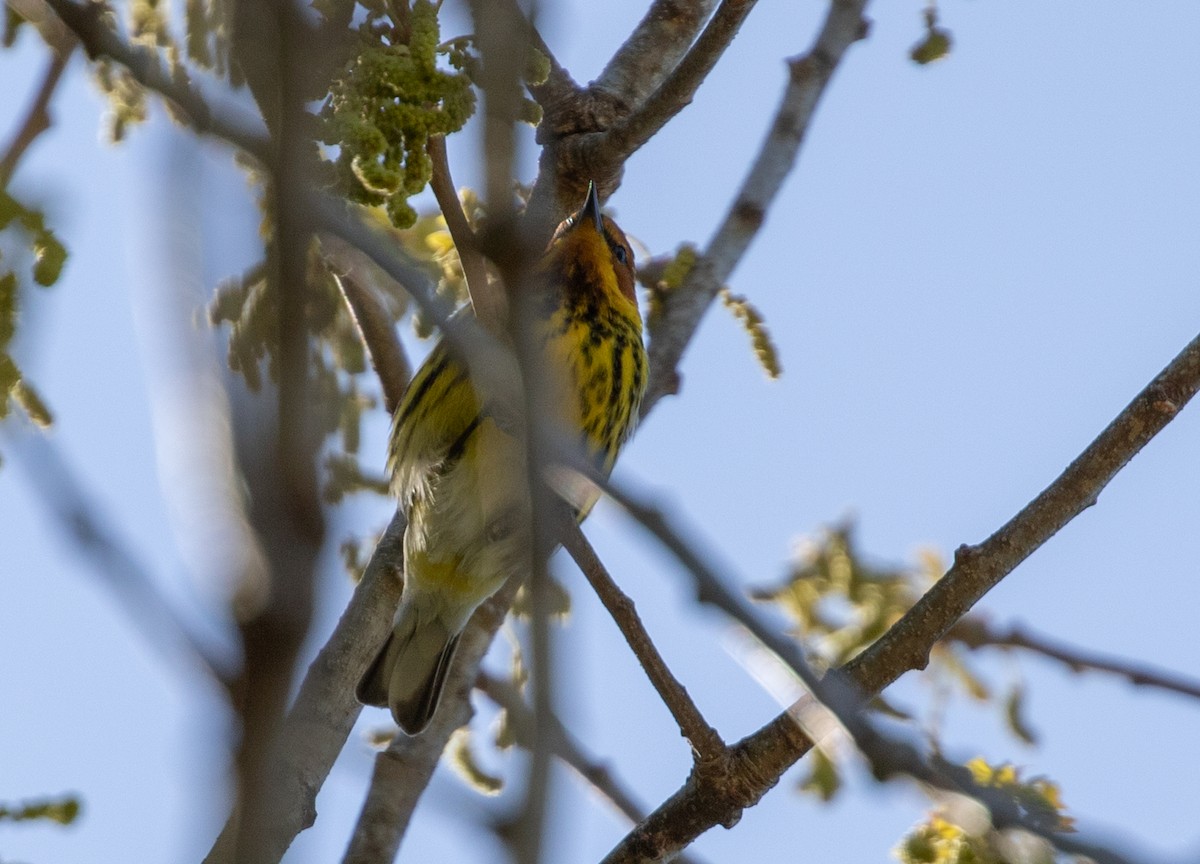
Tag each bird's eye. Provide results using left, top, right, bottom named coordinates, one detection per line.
left=613, top=245, right=628, bottom=265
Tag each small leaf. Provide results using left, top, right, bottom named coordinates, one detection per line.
left=12, top=379, right=53, bottom=427
left=910, top=29, right=951, bottom=65
left=0, top=794, right=83, bottom=826
left=33, top=233, right=68, bottom=286
left=1003, top=684, right=1038, bottom=746
left=448, top=729, right=504, bottom=795
left=799, top=747, right=841, bottom=802
left=910, top=5, right=953, bottom=66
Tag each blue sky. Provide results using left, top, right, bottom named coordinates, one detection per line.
left=3, top=2, right=1200, bottom=863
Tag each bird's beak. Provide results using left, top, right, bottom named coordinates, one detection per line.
left=580, top=181, right=603, bottom=233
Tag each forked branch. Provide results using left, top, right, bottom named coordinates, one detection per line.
left=603, top=330, right=1200, bottom=861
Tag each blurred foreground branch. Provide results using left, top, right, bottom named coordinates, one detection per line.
left=947, top=617, right=1200, bottom=703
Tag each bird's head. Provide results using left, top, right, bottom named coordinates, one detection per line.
left=545, top=182, right=639, bottom=312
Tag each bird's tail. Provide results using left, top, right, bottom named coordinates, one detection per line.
left=357, top=606, right=462, bottom=736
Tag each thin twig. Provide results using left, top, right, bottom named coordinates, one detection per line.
left=559, top=520, right=725, bottom=761
left=476, top=672, right=711, bottom=864
left=41, top=0, right=270, bottom=159
left=426, top=134, right=504, bottom=330
left=0, top=46, right=73, bottom=187
left=477, top=672, right=645, bottom=822
left=946, top=617, right=1200, bottom=703
left=320, top=233, right=412, bottom=414
left=602, top=329, right=1200, bottom=862
left=641, top=0, right=870, bottom=415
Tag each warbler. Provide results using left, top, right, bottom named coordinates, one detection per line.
left=357, top=182, right=647, bottom=734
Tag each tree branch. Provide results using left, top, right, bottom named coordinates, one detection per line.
left=642, top=0, right=871, bottom=415
left=592, top=0, right=759, bottom=171
left=594, top=0, right=720, bottom=108
left=947, top=617, right=1200, bottom=703
left=490, top=0, right=579, bottom=109
left=341, top=576, right=524, bottom=864
left=319, top=233, right=412, bottom=415
left=40, top=0, right=270, bottom=160
left=603, top=329, right=1200, bottom=861
left=559, top=519, right=725, bottom=761
left=426, top=134, right=504, bottom=331
left=0, top=44, right=73, bottom=188
left=222, top=6, right=328, bottom=860
left=476, top=672, right=711, bottom=864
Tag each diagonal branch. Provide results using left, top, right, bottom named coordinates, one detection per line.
left=476, top=672, right=647, bottom=826
left=591, top=0, right=760, bottom=171
left=40, top=0, right=270, bottom=160
left=203, top=511, right=407, bottom=864
left=642, top=0, right=871, bottom=415
left=319, top=233, right=412, bottom=414
left=603, top=330, right=1200, bottom=862
left=476, top=672, right=711, bottom=864
left=0, top=44, right=74, bottom=187
left=426, top=134, right=503, bottom=330
left=559, top=519, right=725, bottom=761
left=946, top=617, right=1200, bottom=703
left=594, top=0, right=720, bottom=107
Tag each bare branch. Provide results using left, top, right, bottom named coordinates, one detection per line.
left=559, top=520, right=725, bottom=761
left=594, top=0, right=759, bottom=169
left=469, top=0, right=527, bottom=234
left=6, top=0, right=77, bottom=54
left=476, top=673, right=640, bottom=823
left=0, top=45, right=73, bottom=188
left=319, top=234, right=412, bottom=415
left=476, top=672, right=712, bottom=864
left=947, top=617, right=1200, bottom=703
left=604, top=329, right=1200, bottom=861
left=642, top=0, right=870, bottom=415
left=40, top=0, right=270, bottom=160
left=465, top=4, right=569, bottom=860
left=203, top=512, right=406, bottom=864
left=594, top=0, right=719, bottom=107
left=342, top=576, right=524, bottom=864
left=426, top=134, right=504, bottom=331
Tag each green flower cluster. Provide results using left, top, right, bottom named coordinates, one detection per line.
left=0, top=191, right=66, bottom=432
left=321, top=0, right=476, bottom=228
